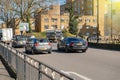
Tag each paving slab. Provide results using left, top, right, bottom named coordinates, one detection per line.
left=0, top=59, right=15, bottom=80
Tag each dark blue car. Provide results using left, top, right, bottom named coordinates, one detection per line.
left=57, top=37, right=88, bottom=53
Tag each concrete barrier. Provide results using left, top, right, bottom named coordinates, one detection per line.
left=88, top=43, right=120, bottom=51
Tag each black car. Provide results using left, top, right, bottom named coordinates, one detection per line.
left=57, top=37, right=88, bottom=53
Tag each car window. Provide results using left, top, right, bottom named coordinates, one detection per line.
left=39, top=39, right=48, bottom=42
left=28, top=38, right=36, bottom=43
left=68, top=38, right=84, bottom=42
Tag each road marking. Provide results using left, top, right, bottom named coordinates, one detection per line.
left=61, top=70, right=92, bottom=80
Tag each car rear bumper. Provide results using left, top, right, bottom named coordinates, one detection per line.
left=34, top=47, right=52, bottom=53
left=68, top=46, right=88, bottom=51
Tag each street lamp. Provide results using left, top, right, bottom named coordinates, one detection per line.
left=110, top=0, right=113, bottom=40
left=21, top=0, right=23, bottom=20
left=97, top=0, right=99, bottom=43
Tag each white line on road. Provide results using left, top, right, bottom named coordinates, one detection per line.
left=61, top=70, right=92, bottom=80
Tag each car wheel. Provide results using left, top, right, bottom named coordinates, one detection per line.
left=25, top=47, right=28, bottom=53
left=12, top=44, right=14, bottom=47
left=65, top=46, right=69, bottom=53
left=31, top=49, right=34, bottom=54
left=82, top=49, right=86, bottom=53
left=57, top=44, right=61, bottom=51
left=48, top=51, right=52, bottom=54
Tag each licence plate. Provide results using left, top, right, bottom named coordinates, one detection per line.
left=40, top=48, right=47, bottom=50
left=77, top=43, right=82, bottom=45
left=20, top=41, right=23, bottom=44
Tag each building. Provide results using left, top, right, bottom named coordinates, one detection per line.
left=0, top=23, right=6, bottom=28
left=60, top=13, right=69, bottom=30
left=64, top=0, right=108, bottom=37
left=35, top=5, right=61, bottom=32
left=105, top=1, right=120, bottom=37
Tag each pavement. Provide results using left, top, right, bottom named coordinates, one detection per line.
left=0, top=59, right=15, bottom=80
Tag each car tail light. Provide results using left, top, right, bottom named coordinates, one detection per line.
left=84, top=41, right=88, bottom=46
left=70, top=42, right=74, bottom=46
left=34, top=42, right=39, bottom=46
left=86, top=41, right=88, bottom=46
left=48, top=42, right=51, bottom=46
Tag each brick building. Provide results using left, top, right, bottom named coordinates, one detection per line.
left=64, top=0, right=108, bottom=37
left=35, top=5, right=61, bottom=32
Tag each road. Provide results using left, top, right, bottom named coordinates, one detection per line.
left=17, top=43, right=120, bottom=80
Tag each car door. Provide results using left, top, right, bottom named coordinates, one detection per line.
left=60, top=38, right=67, bottom=48
left=27, top=38, right=35, bottom=51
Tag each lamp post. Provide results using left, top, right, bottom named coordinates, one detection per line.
left=21, top=0, right=23, bottom=20
left=97, top=0, right=99, bottom=43
left=110, top=0, right=113, bottom=40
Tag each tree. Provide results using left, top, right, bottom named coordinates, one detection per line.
left=0, top=0, right=16, bottom=28
left=0, top=0, right=57, bottom=32
left=65, top=1, right=79, bottom=35
left=12, top=0, right=57, bottom=32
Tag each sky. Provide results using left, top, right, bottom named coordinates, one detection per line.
left=112, top=0, right=120, bottom=2
left=59, top=0, right=66, bottom=5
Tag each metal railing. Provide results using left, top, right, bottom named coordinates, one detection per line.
left=0, top=43, right=74, bottom=80
left=88, top=36, right=120, bottom=44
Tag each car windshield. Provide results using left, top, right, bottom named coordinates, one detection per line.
left=17, top=37, right=26, bottom=41
left=39, top=39, right=49, bottom=42
left=68, top=38, right=84, bottom=43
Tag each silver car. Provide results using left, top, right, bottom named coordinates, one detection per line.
left=25, top=38, right=52, bottom=54
left=12, top=35, right=27, bottom=48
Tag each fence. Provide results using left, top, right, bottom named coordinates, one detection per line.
left=0, top=42, right=74, bottom=80
left=88, top=37, right=120, bottom=44
left=88, top=42, right=120, bottom=51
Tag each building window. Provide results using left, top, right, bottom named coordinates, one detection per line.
left=44, top=25, right=49, bottom=29
left=82, top=1, right=84, bottom=4
left=90, top=11, right=92, bottom=15
left=93, top=19, right=97, bottom=23
left=44, top=18, right=49, bottom=22
left=51, top=25, right=57, bottom=29
left=74, top=2, right=77, bottom=11
left=93, top=32, right=97, bottom=35
left=93, top=26, right=97, bottom=29
left=50, top=6, right=53, bottom=10
left=86, top=26, right=90, bottom=29
left=51, top=18, right=57, bottom=22
left=66, top=19, right=69, bottom=22
left=79, top=18, right=82, bottom=22
left=86, top=32, right=90, bottom=36
left=61, top=18, right=65, bottom=22
left=82, top=6, right=84, bottom=10
left=85, top=18, right=90, bottom=23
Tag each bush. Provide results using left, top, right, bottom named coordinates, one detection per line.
left=26, top=32, right=46, bottom=38
left=63, top=31, right=75, bottom=37
left=26, top=31, right=75, bottom=38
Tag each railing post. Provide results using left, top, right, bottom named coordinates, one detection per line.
left=38, top=63, right=42, bottom=80
left=16, top=50, right=18, bottom=80
left=24, top=55, right=26, bottom=80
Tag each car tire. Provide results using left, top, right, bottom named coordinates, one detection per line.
left=65, top=46, right=69, bottom=53
left=48, top=51, right=52, bottom=54
left=25, top=47, right=28, bottom=53
left=31, top=49, right=34, bottom=54
left=82, top=49, right=86, bottom=53
left=12, top=44, right=14, bottom=47
left=57, top=44, right=61, bottom=51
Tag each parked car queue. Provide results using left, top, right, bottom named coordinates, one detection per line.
left=11, top=35, right=88, bottom=54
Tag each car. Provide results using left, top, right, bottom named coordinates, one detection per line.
left=12, top=35, right=27, bottom=48
left=57, top=37, right=88, bottom=53
left=25, top=38, right=52, bottom=54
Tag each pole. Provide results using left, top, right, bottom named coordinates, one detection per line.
left=97, top=0, right=99, bottom=43
left=21, top=0, right=23, bottom=20
left=111, top=0, right=113, bottom=40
